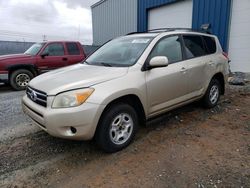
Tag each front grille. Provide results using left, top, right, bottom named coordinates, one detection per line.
left=26, top=86, right=47, bottom=107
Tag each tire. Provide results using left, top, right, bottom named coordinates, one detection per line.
left=95, top=103, right=139, bottom=153
left=10, top=69, right=34, bottom=91
left=202, top=79, right=221, bottom=108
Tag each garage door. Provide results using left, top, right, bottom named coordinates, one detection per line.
left=148, top=0, right=193, bottom=30
left=228, top=0, right=250, bottom=72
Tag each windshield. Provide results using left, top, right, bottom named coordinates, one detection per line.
left=24, top=43, right=44, bottom=55
left=85, top=36, right=153, bottom=67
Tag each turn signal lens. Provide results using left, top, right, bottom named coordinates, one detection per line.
left=76, top=89, right=94, bottom=105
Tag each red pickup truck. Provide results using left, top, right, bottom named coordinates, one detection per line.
left=0, top=41, right=86, bottom=90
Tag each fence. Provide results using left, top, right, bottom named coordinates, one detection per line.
left=0, top=41, right=99, bottom=56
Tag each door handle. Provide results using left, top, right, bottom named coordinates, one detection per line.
left=62, top=57, right=68, bottom=61
left=208, top=61, right=214, bottom=65
left=180, top=67, right=187, bottom=73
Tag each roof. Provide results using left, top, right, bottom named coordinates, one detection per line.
left=91, top=0, right=107, bottom=8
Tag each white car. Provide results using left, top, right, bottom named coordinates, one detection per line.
left=22, top=29, right=230, bottom=152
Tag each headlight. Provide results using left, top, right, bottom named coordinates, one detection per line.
left=52, top=88, right=94, bottom=108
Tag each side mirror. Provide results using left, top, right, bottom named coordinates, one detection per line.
left=41, top=52, right=49, bottom=58
left=148, top=56, right=169, bottom=69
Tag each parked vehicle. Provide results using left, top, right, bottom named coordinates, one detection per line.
left=0, top=41, right=86, bottom=90
left=22, top=29, right=229, bottom=153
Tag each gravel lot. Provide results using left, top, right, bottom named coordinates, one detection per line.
left=0, top=84, right=37, bottom=141
left=0, top=83, right=249, bottom=188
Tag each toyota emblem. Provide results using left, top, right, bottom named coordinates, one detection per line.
left=29, top=90, right=37, bottom=102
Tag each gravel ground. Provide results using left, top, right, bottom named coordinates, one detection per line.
left=0, top=84, right=38, bottom=141
left=0, top=83, right=249, bottom=188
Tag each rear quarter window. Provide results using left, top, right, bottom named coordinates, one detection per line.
left=66, top=43, right=80, bottom=55
left=203, top=36, right=217, bottom=54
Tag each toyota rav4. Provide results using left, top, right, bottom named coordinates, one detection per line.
left=22, top=29, right=229, bottom=153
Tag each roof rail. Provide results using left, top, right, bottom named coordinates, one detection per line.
left=126, top=27, right=211, bottom=36
left=126, top=28, right=194, bottom=35
left=126, top=31, right=145, bottom=35
left=148, top=28, right=196, bottom=33
left=148, top=27, right=212, bottom=34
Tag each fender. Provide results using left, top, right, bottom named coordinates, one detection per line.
left=6, top=64, right=39, bottom=76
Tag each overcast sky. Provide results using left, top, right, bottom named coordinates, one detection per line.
left=0, top=0, right=99, bottom=44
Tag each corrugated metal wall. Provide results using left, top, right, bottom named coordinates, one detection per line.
left=92, top=0, right=232, bottom=51
left=137, top=0, right=232, bottom=51
left=92, top=0, right=138, bottom=45
left=192, top=0, right=232, bottom=51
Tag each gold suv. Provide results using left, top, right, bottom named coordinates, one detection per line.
left=22, top=29, right=229, bottom=152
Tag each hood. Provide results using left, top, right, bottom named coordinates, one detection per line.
left=0, top=54, right=32, bottom=61
left=29, top=64, right=128, bottom=95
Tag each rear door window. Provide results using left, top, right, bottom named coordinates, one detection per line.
left=66, top=43, right=80, bottom=55
left=203, top=36, right=217, bottom=54
left=182, top=35, right=207, bottom=59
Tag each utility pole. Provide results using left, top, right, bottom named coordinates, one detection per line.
left=42, top=35, right=47, bottom=42
left=78, top=24, right=80, bottom=41
left=22, top=38, right=25, bottom=49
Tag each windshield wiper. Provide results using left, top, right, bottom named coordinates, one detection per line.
left=83, top=61, right=113, bottom=67
left=99, top=62, right=113, bottom=67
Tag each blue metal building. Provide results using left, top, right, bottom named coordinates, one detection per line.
left=92, top=0, right=250, bottom=72
left=137, top=0, right=231, bottom=52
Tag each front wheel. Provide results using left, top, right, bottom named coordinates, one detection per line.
left=10, top=69, right=34, bottom=90
left=202, top=79, right=221, bottom=108
left=95, top=103, right=138, bottom=153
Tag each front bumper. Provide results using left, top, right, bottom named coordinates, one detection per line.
left=22, top=95, right=105, bottom=140
left=0, top=73, right=8, bottom=82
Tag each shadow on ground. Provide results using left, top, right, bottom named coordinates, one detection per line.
left=0, top=83, right=13, bottom=92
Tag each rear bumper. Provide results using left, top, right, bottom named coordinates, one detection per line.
left=22, top=95, right=105, bottom=140
left=0, top=73, right=8, bottom=82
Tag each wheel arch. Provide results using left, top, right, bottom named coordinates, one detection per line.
left=211, top=72, right=225, bottom=95
left=96, top=94, right=147, bottom=132
left=7, top=64, right=38, bottom=77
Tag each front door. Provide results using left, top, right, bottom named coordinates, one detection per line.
left=146, top=35, right=189, bottom=115
left=36, top=42, right=68, bottom=72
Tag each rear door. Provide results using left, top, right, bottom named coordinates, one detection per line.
left=36, top=42, right=68, bottom=72
left=181, top=34, right=208, bottom=97
left=65, top=42, right=85, bottom=66
left=202, top=35, right=218, bottom=77
left=146, top=35, right=189, bottom=115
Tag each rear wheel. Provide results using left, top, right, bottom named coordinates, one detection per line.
left=202, top=79, right=221, bottom=108
left=95, top=103, right=138, bottom=153
left=10, top=69, right=34, bottom=90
